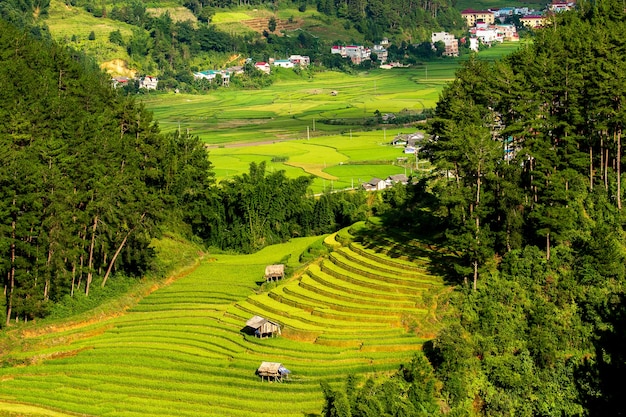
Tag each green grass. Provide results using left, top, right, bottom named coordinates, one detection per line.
left=143, top=51, right=524, bottom=192
left=0, top=229, right=449, bottom=417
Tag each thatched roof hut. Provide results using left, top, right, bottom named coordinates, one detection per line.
left=264, top=264, right=285, bottom=281
left=257, top=361, right=290, bottom=382
left=245, top=315, right=281, bottom=338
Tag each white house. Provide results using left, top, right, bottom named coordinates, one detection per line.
left=372, top=45, right=388, bottom=63
left=431, top=32, right=459, bottom=57
left=288, top=55, right=310, bottom=66
left=331, top=45, right=371, bottom=64
left=254, top=62, right=271, bottom=74
left=362, top=178, right=386, bottom=191
left=139, top=76, right=158, bottom=90
left=273, top=59, right=294, bottom=68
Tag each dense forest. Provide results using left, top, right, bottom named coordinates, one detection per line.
left=322, top=1, right=626, bottom=416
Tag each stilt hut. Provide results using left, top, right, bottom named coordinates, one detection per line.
left=245, top=315, right=281, bottom=338
left=257, top=362, right=290, bottom=382
left=264, top=264, right=285, bottom=282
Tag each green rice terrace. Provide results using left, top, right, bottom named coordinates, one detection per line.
left=0, top=222, right=450, bottom=417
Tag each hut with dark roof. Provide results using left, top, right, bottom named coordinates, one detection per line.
left=257, top=362, right=290, bottom=382
left=245, top=315, right=281, bottom=338
left=264, top=264, right=285, bottom=282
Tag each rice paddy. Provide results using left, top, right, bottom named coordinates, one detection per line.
left=0, top=224, right=449, bottom=417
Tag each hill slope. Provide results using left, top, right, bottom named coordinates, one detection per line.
left=0, top=225, right=449, bottom=416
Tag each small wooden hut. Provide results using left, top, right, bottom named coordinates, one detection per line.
left=245, top=315, right=281, bottom=338
left=264, top=264, right=285, bottom=282
left=257, top=361, right=290, bottom=382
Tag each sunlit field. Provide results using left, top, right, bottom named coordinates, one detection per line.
left=142, top=44, right=518, bottom=192
left=0, top=229, right=448, bottom=417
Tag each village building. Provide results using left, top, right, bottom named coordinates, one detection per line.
left=548, top=0, right=575, bottom=12
left=288, top=55, right=310, bottom=66
left=372, top=44, right=388, bottom=63
left=386, top=174, right=409, bottom=186
left=111, top=76, right=130, bottom=89
left=193, top=69, right=231, bottom=86
left=273, top=59, right=294, bottom=68
left=495, top=24, right=519, bottom=41
left=520, top=14, right=547, bottom=28
left=461, top=9, right=495, bottom=26
left=254, top=62, right=271, bottom=74
left=264, top=264, right=285, bottom=282
left=139, top=75, right=158, bottom=90
left=257, top=362, right=290, bottom=382
left=431, top=32, right=459, bottom=57
left=362, top=178, right=386, bottom=191
left=245, top=316, right=281, bottom=338
left=331, top=45, right=371, bottom=64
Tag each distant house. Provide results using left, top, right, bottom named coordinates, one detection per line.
left=495, top=24, right=519, bottom=41
left=431, top=32, right=459, bottom=57
left=265, top=264, right=285, bottom=281
left=257, top=362, right=290, bottom=382
left=372, top=44, right=388, bottom=63
left=393, top=132, right=424, bottom=147
left=331, top=45, right=371, bottom=64
left=362, top=178, right=386, bottom=191
left=391, top=135, right=407, bottom=146
left=520, top=14, right=546, bottom=28
left=288, top=55, right=310, bottom=66
left=254, top=62, right=271, bottom=74
left=461, top=9, right=495, bottom=26
left=139, top=76, right=158, bottom=90
left=548, top=0, right=575, bottom=12
left=111, top=77, right=130, bottom=88
left=386, top=174, right=409, bottom=186
left=193, top=69, right=231, bottom=86
left=226, top=65, right=245, bottom=75
left=273, top=59, right=294, bottom=68
left=245, top=315, right=281, bottom=338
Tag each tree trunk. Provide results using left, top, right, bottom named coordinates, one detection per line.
left=589, top=146, right=593, bottom=191
left=71, top=262, right=76, bottom=297
left=6, top=217, right=16, bottom=327
left=85, top=215, right=98, bottom=296
left=101, top=213, right=145, bottom=288
left=473, top=260, right=478, bottom=291
left=618, top=128, right=622, bottom=210
left=546, top=231, right=551, bottom=261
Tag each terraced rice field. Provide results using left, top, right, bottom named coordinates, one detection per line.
left=0, top=226, right=447, bottom=417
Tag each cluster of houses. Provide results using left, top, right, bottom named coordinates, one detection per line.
left=330, top=38, right=389, bottom=64
left=433, top=0, right=575, bottom=55
left=111, top=75, right=159, bottom=90
left=462, top=0, right=576, bottom=31
left=193, top=55, right=310, bottom=81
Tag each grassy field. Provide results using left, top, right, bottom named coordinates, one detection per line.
left=142, top=63, right=455, bottom=191
left=0, top=225, right=449, bottom=417
left=143, top=44, right=519, bottom=192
